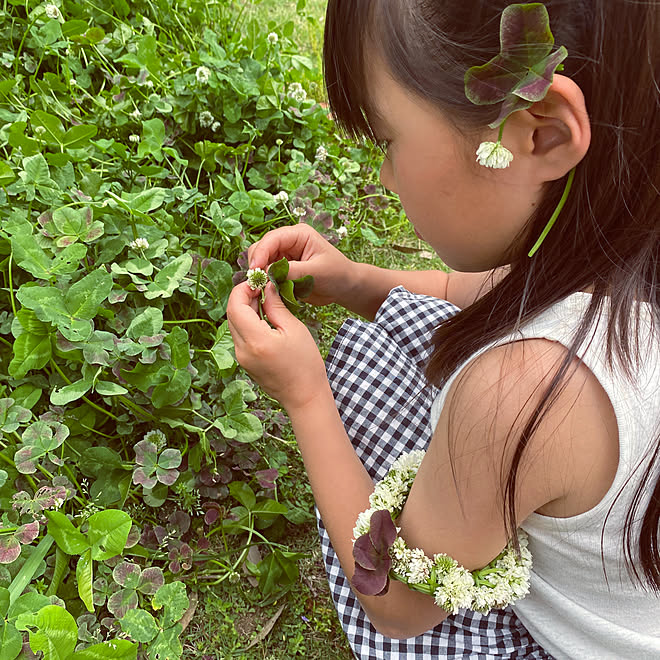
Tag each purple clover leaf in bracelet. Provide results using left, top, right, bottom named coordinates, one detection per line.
left=352, top=509, right=398, bottom=596
left=464, top=3, right=568, bottom=169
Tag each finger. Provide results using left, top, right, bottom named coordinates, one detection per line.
left=261, top=281, right=296, bottom=330
left=248, top=225, right=313, bottom=269
left=226, top=283, right=264, bottom=341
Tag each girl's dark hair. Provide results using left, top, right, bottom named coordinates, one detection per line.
left=324, top=0, right=660, bottom=590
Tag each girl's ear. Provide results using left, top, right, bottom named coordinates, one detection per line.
left=509, top=74, right=591, bottom=182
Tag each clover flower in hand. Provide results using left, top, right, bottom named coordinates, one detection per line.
left=246, top=268, right=268, bottom=291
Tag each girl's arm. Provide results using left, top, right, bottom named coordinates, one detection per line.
left=348, top=262, right=509, bottom=319
left=226, top=282, right=617, bottom=638
left=247, top=224, right=508, bottom=320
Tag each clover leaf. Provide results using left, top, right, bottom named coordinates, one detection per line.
left=267, top=257, right=314, bottom=313
left=464, top=3, right=567, bottom=128
left=351, top=509, right=397, bottom=596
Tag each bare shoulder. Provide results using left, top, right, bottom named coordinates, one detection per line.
left=444, top=266, right=510, bottom=308
left=397, top=337, right=618, bottom=571
left=438, top=337, right=619, bottom=521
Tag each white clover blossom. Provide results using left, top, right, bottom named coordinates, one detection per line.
left=195, top=65, right=211, bottom=84
left=315, top=145, right=328, bottom=162
left=128, top=134, right=140, bottom=143
left=336, top=226, right=348, bottom=240
left=211, top=121, right=221, bottom=132
left=274, top=190, right=289, bottom=204
left=275, top=138, right=283, bottom=146
left=267, top=32, right=278, bottom=45
left=246, top=268, right=268, bottom=291
left=44, top=4, right=62, bottom=19
left=476, top=141, right=514, bottom=169
left=145, top=80, right=154, bottom=89
left=129, top=237, right=149, bottom=250
left=287, top=82, right=307, bottom=103
left=34, top=126, right=47, bottom=136
left=433, top=565, right=475, bottom=614
left=143, top=429, right=166, bottom=449
left=199, top=111, right=214, bottom=128
left=130, top=108, right=142, bottom=119
left=292, top=206, right=306, bottom=218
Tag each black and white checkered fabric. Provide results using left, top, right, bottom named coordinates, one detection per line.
left=317, top=287, right=552, bottom=659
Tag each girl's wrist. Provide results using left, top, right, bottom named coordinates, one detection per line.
left=282, top=380, right=336, bottom=422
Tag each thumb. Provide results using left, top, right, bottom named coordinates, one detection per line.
left=262, top=282, right=296, bottom=329
left=282, top=259, right=309, bottom=282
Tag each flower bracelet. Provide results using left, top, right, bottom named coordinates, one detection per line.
left=351, top=451, right=532, bottom=615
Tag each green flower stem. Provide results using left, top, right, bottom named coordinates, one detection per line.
left=162, top=318, right=216, bottom=330
left=117, top=395, right=156, bottom=421
left=7, top=252, right=17, bottom=317
left=527, top=167, right=576, bottom=257
left=13, top=14, right=38, bottom=77
left=497, top=118, right=507, bottom=144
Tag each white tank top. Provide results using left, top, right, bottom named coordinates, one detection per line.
left=430, top=292, right=660, bottom=659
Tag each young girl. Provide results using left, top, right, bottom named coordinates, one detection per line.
left=227, top=1, right=660, bottom=657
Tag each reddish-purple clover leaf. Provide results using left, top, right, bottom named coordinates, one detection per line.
left=351, top=510, right=397, bottom=596
left=137, top=567, right=164, bottom=595
left=16, top=521, right=39, bottom=544
left=256, top=468, right=279, bottom=490
left=0, top=535, right=21, bottom=564
left=464, top=3, right=568, bottom=128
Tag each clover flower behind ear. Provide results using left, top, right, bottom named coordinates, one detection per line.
left=465, top=3, right=568, bottom=171
left=476, top=141, right=514, bottom=169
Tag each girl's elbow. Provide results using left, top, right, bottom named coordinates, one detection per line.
left=365, top=605, right=449, bottom=639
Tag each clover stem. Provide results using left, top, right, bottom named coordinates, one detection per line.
left=497, top=118, right=507, bottom=144
left=527, top=166, right=576, bottom=257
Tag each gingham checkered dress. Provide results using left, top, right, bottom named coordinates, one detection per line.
left=317, top=287, right=553, bottom=659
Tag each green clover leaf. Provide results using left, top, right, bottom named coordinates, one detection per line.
left=464, top=3, right=567, bottom=128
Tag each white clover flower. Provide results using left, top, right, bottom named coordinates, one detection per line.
left=336, top=226, right=347, bottom=240
left=476, top=141, right=514, bottom=169
left=246, top=268, right=268, bottom=291
left=267, top=32, right=278, bottom=45
left=131, top=108, right=141, bottom=119
left=315, top=145, right=328, bottom=162
left=128, top=134, right=140, bottom=143
left=45, top=4, right=61, bottom=20
left=69, top=77, right=77, bottom=86
left=199, top=110, right=214, bottom=128
left=129, top=237, right=149, bottom=250
left=143, top=429, right=166, bottom=449
left=275, top=138, right=283, bottom=146
left=403, top=548, right=433, bottom=584
left=195, top=65, right=211, bottom=84
left=434, top=566, right=474, bottom=614
left=274, top=190, right=289, bottom=204
left=287, top=82, right=307, bottom=103
left=34, top=126, right=46, bottom=136
left=211, top=121, right=221, bottom=132
left=292, top=206, right=306, bottom=218
left=145, top=80, right=154, bottom=89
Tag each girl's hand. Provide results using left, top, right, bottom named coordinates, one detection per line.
left=226, top=281, right=330, bottom=413
left=248, top=224, right=357, bottom=307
